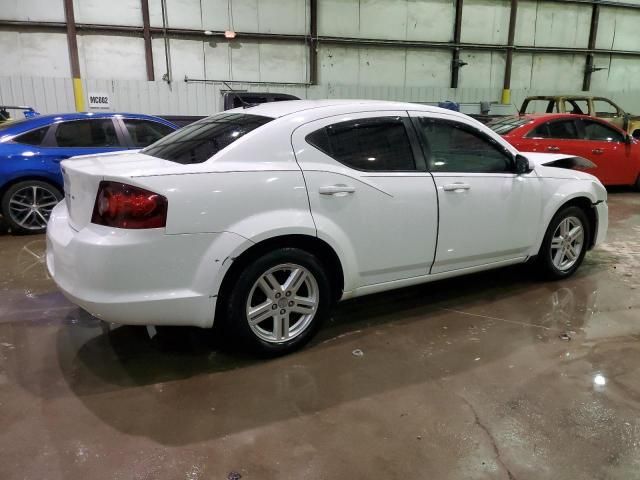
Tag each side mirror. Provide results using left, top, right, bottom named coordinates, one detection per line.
left=633, top=129, right=640, bottom=140
left=515, top=154, right=533, bottom=175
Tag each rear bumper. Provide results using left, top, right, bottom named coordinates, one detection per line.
left=46, top=202, right=246, bottom=328
left=593, top=201, right=608, bottom=247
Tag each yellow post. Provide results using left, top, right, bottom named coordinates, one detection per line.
left=501, top=88, right=511, bottom=105
left=72, top=77, right=85, bottom=112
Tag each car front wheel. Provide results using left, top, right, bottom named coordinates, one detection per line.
left=1, top=180, right=62, bottom=235
left=538, top=206, right=591, bottom=279
left=225, top=248, right=331, bottom=355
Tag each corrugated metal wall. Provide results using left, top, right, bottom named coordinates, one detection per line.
left=3, top=75, right=640, bottom=117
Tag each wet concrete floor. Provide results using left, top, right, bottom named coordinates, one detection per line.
left=0, top=192, right=639, bottom=480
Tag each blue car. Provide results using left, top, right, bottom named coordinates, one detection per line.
left=0, top=112, right=177, bottom=234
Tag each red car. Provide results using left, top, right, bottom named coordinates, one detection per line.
left=489, top=113, right=640, bottom=188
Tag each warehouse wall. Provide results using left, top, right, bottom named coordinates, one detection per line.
left=1, top=0, right=640, bottom=114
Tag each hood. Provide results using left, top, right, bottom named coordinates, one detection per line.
left=521, top=152, right=600, bottom=182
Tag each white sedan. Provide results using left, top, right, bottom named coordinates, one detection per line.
left=47, top=100, right=608, bottom=355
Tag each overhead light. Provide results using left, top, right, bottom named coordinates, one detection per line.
left=203, top=30, right=213, bottom=36
left=224, top=30, right=237, bottom=39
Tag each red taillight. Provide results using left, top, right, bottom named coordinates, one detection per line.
left=91, top=181, right=167, bottom=229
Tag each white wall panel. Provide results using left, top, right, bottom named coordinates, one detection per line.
left=405, top=49, right=451, bottom=88
left=359, top=48, right=406, bottom=86
left=73, top=0, right=143, bottom=26
left=461, top=0, right=509, bottom=45
left=597, top=7, right=640, bottom=51
left=204, top=40, right=231, bottom=80
left=149, top=0, right=203, bottom=29
left=318, top=46, right=360, bottom=84
left=0, top=32, right=70, bottom=78
left=318, top=0, right=359, bottom=37
left=1, top=0, right=64, bottom=22
left=359, top=0, right=408, bottom=40
left=529, top=54, right=584, bottom=91
left=531, top=2, right=591, bottom=48
left=78, top=35, right=147, bottom=80
left=458, top=51, right=505, bottom=89
left=406, top=0, right=454, bottom=42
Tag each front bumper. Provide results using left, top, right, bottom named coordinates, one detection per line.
left=46, top=202, right=246, bottom=328
left=593, top=201, right=608, bottom=247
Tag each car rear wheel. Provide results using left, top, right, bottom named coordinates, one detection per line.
left=1, top=180, right=62, bottom=235
left=225, top=248, right=331, bottom=356
left=537, top=206, right=591, bottom=279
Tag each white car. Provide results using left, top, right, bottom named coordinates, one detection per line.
left=47, top=100, right=608, bottom=355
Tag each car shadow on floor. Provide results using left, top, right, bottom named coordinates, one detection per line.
left=51, top=261, right=607, bottom=445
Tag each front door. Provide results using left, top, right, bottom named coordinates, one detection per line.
left=291, top=111, right=439, bottom=288
left=409, top=112, right=542, bottom=274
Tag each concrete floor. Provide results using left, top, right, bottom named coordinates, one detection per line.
left=0, top=192, right=639, bottom=480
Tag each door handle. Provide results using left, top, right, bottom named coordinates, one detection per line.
left=547, top=146, right=560, bottom=152
left=319, top=185, right=356, bottom=196
left=592, top=148, right=604, bottom=155
left=443, top=183, right=471, bottom=192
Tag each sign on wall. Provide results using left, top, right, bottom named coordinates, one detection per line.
left=88, top=92, right=111, bottom=109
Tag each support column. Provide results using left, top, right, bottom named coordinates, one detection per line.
left=309, top=0, right=318, bottom=85
left=141, top=0, right=155, bottom=81
left=583, top=3, right=600, bottom=91
left=451, top=0, right=464, bottom=88
left=63, top=0, right=84, bottom=111
left=502, top=0, right=518, bottom=105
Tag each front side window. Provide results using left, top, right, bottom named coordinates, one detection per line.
left=305, top=117, right=415, bottom=171
left=123, top=119, right=175, bottom=147
left=522, top=99, right=557, bottom=114
left=143, top=113, right=272, bottom=164
left=593, top=99, right=620, bottom=117
left=54, top=119, right=120, bottom=147
left=13, top=126, right=49, bottom=146
left=581, top=120, right=625, bottom=142
left=415, top=118, right=513, bottom=173
left=527, top=120, right=578, bottom=139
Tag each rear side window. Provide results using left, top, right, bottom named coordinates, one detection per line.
left=527, top=120, right=578, bottom=139
left=306, top=117, right=415, bottom=171
left=123, top=119, right=174, bottom=147
left=143, top=113, right=272, bottom=164
left=13, top=126, right=49, bottom=146
left=415, top=118, right=512, bottom=173
left=54, top=119, right=120, bottom=147
left=488, top=117, right=532, bottom=135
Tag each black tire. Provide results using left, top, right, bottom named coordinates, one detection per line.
left=224, top=248, right=331, bottom=356
left=1, top=180, right=63, bottom=235
left=537, top=205, right=591, bottom=280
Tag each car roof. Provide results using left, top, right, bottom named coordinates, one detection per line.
left=230, top=99, right=470, bottom=120
left=0, top=112, right=176, bottom=134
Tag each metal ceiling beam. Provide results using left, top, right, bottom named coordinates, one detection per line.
left=583, top=3, right=601, bottom=91
left=141, top=0, right=154, bottom=81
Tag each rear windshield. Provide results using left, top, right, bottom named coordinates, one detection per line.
left=142, top=113, right=273, bottom=164
left=488, top=117, right=532, bottom=135
left=0, top=118, right=33, bottom=132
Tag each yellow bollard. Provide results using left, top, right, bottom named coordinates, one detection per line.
left=501, top=88, right=511, bottom=105
left=72, top=77, right=85, bottom=112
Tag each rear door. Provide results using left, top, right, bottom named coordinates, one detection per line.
left=292, top=111, right=439, bottom=287
left=518, top=118, right=581, bottom=155
left=39, top=118, right=126, bottom=163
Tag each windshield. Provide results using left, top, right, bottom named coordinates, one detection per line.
left=142, top=112, right=273, bottom=164
left=488, top=117, right=532, bottom=135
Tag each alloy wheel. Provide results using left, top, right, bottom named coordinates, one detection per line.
left=8, top=185, right=60, bottom=231
left=246, top=263, right=319, bottom=344
left=550, top=216, right=584, bottom=271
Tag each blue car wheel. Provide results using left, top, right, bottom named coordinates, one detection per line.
left=1, top=180, right=62, bottom=235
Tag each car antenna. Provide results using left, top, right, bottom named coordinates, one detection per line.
left=221, top=81, right=251, bottom=109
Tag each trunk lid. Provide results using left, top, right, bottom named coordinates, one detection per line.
left=60, top=151, right=181, bottom=231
